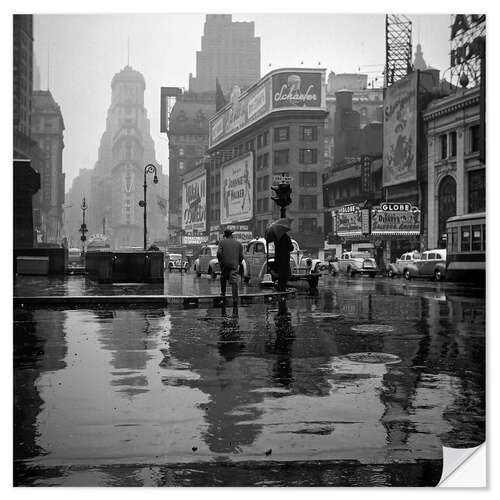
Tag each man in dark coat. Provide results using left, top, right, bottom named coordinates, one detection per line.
left=275, top=233, right=293, bottom=292
left=217, top=228, right=244, bottom=305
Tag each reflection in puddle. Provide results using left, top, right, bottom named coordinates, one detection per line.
left=14, top=282, right=484, bottom=485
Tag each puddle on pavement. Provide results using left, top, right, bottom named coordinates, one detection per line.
left=14, top=281, right=485, bottom=486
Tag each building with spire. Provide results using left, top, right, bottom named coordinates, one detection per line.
left=88, top=65, right=167, bottom=249
left=413, top=43, right=428, bottom=71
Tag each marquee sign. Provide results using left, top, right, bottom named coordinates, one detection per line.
left=333, top=203, right=421, bottom=238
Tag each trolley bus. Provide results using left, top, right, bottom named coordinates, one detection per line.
left=446, top=212, right=485, bottom=284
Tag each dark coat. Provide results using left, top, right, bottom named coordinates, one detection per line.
left=275, top=234, right=293, bottom=277
left=217, top=237, right=243, bottom=270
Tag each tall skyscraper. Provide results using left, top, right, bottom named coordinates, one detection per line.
left=89, top=65, right=167, bottom=249
left=31, top=90, right=65, bottom=243
left=188, top=14, right=260, bottom=95
left=165, top=14, right=261, bottom=244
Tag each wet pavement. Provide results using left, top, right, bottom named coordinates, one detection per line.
left=13, top=274, right=485, bottom=486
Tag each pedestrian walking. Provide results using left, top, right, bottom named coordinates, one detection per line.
left=217, top=228, right=243, bottom=306
left=275, top=232, right=293, bottom=292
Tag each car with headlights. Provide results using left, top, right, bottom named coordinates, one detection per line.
left=338, top=251, right=378, bottom=277
left=166, top=253, right=189, bottom=273
left=403, top=249, right=447, bottom=281
left=387, top=251, right=421, bottom=278
left=193, top=244, right=221, bottom=278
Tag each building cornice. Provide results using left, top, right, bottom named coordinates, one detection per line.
left=423, top=88, right=480, bottom=121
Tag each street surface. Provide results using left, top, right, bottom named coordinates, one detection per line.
left=14, top=273, right=485, bottom=486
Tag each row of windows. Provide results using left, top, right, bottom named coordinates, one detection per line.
left=274, top=148, right=318, bottom=166
left=439, top=125, right=481, bottom=160
left=449, top=224, right=485, bottom=253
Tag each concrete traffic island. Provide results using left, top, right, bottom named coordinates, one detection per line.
left=14, top=289, right=296, bottom=308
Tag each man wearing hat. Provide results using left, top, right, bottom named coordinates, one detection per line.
left=217, top=228, right=244, bottom=305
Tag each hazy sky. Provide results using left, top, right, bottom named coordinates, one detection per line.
left=33, top=13, right=452, bottom=188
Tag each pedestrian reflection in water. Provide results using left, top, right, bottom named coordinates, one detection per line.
left=217, top=304, right=244, bottom=362
left=272, top=298, right=295, bottom=389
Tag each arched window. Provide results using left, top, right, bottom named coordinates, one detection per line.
left=438, top=175, right=457, bottom=248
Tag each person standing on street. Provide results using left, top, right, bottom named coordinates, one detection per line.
left=275, top=232, right=293, bottom=292
left=217, top=228, right=243, bottom=306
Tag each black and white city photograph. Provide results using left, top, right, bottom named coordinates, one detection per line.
left=9, top=1, right=488, bottom=488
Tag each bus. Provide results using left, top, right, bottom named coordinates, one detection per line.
left=446, top=212, right=485, bottom=284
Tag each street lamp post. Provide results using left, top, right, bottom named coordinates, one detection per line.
left=79, top=197, right=88, bottom=264
left=139, top=163, right=159, bottom=250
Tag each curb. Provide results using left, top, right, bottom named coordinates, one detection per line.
left=13, top=290, right=296, bottom=309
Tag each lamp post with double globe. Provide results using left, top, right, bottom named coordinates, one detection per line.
left=139, top=164, right=159, bottom=250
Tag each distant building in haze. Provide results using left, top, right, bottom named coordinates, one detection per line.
left=31, top=90, right=65, bottom=244
left=88, top=65, right=167, bottom=249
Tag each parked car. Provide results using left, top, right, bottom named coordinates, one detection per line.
left=338, top=251, right=378, bottom=277
left=68, top=247, right=83, bottom=267
left=166, top=253, right=189, bottom=273
left=242, top=237, right=322, bottom=286
left=387, top=250, right=421, bottom=278
left=193, top=245, right=221, bottom=278
left=403, top=249, right=447, bottom=281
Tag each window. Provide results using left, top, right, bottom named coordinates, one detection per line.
left=262, top=175, right=269, bottom=191
left=299, top=195, right=317, bottom=210
left=440, top=134, right=447, bottom=160
left=255, top=243, right=265, bottom=253
left=450, top=131, right=457, bottom=157
left=299, top=148, right=318, bottom=164
left=245, top=139, right=254, bottom=152
left=450, top=227, right=459, bottom=253
left=301, top=126, right=317, bottom=141
left=263, top=153, right=269, bottom=169
left=472, top=225, right=482, bottom=251
left=274, top=149, right=289, bottom=166
left=299, top=218, right=317, bottom=232
left=468, top=169, right=485, bottom=213
left=263, top=131, right=269, bottom=146
left=299, top=172, right=317, bottom=187
left=469, top=124, right=480, bottom=153
left=461, top=226, right=471, bottom=252
left=274, top=127, right=289, bottom=142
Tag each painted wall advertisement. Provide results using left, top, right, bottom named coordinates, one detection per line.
left=182, top=172, right=206, bottom=232
left=271, top=71, right=322, bottom=108
left=220, top=153, right=253, bottom=225
left=209, top=69, right=325, bottom=148
left=383, top=71, right=418, bottom=187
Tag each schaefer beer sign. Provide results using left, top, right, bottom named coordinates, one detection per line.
left=220, top=152, right=254, bottom=225
left=272, top=72, right=322, bottom=108
left=182, top=172, right=206, bottom=232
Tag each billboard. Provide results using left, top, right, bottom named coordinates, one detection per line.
left=210, top=80, right=271, bottom=148
left=383, top=72, right=418, bottom=187
left=271, top=71, right=322, bottom=108
left=371, top=204, right=420, bottom=236
left=220, top=153, right=253, bottom=225
left=336, top=205, right=362, bottom=237
left=182, top=171, right=206, bottom=232
left=209, top=68, right=325, bottom=148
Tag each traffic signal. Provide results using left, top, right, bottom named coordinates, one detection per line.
left=271, top=183, right=292, bottom=208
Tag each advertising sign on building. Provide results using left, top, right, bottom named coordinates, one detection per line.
left=336, top=205, right=362, bottom=237
left=209, top=68, right=325, bottom=149
left=182, top=171, right=206, bottom=232
left=371, top=204, right=421, bottom=236
left=220, top=153, right=253, bottom=225
left=383, top=71, right=418, bottom=187
left=271, top=72, right=322, bottom=109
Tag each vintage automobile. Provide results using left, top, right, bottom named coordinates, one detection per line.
left=403, top=249, right=447, bottom=281
left=193, top=244, right=221, bottom=278
left=338, top=251, right=378, bottom=277
left=165, top=253, right=189, bottom=273
left=387, top=250, right=421, bottom=278
left=68, top=247, right=83, bottom=267
left=241, top=237, right=321, bottom=287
